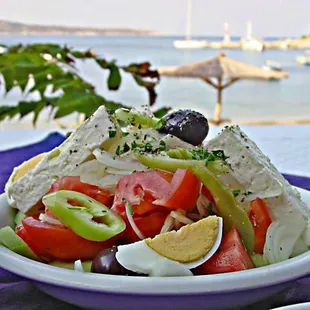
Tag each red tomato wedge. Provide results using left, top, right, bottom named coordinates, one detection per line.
left=16, top=217, right=114, bottom=261
left=247, top=198, right=272, bottom=254
left=49, top=176, right=113, bottom=206
left=45, top=176, right=114, bottom=219
left=123, top=211, right=168, bottom=243
left=112, top=169, right=173, bottom=215
left=194, top=226, right=254, bottom=275
left=112, top=169, right=200, bottom=216
left=153, top=169, right=200, bottom=210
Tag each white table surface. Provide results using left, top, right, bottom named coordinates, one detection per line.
left=1, top=125, right=310, bottom=177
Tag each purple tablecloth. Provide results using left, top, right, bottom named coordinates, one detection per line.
left=1, top=133, right=310, bottom=310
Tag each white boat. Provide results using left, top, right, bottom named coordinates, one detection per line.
left=241, top=21, right=264, bottom=52
left=173, top=40, right=207, bottom=49
left=173, top=0, right=207, bottom=49
left=263, top=60, right=283, bottom=71
left=297, top=50, right=310, bottom=65
left=296, top=55, right=310, bottom=65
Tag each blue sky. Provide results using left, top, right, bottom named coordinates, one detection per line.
left=0, top=0, right=309, bottom=37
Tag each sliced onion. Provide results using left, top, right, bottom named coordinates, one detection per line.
left=94, top=174, right=123, bottom=193
left=39, top=213, right=62, bottom=226
left=186, top=213, right=202, bottom=221
left=70, top=159, right=106, bottom=176
left=291, top=237, right=309, bottom=258
left=105, top=167, right=133, bottom=175
left=93, top=148, right=147, bottom=172
left=125, top=203, right=145, bottom=240
left=160, top=215, right=175, bottom=234
left=74, top=259, right=85, bottom=272
left=196, top=194, right=210, bottom=217
left=70, top=159, right=107, bottom=186
left=263, top=215, right=306, bottom=264
left=170, top=211, right=193, bottom=225
left=302, top=219, right=310, bottom=246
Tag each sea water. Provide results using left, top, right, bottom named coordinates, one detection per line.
left=1, top=35, right=310, bottom=127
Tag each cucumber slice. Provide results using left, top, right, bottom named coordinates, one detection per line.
left=0, top=226, right=39, bottom=260
left=251, top=254, right=269, bottom=267
left=49, top=260, right=92, bottom=272
left=14, top=211, right=26, bottom=226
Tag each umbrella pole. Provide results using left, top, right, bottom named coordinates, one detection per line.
left=214, top=78, right=223, bottom=125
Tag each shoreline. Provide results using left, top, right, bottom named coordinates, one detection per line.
left=1, top=117, right=310, bottom=130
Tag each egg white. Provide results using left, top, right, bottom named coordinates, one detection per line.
left=116, top=217, right=223, bottom=277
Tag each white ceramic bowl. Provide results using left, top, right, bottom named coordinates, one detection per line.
left=272, top=303, right=310, bottom=310
left=1, top=189, right=310, bottom=310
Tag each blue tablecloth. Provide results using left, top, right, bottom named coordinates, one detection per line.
left=1, top=133, right=310, bottom=310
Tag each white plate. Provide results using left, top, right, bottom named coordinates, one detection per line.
left=272, top=302, right=310, bottom=310
left=1, top=188, right=310, bottom=310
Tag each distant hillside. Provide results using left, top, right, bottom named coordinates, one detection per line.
left=0, top=20, right=161, bottom=36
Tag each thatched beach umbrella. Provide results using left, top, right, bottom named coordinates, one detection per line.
left=158, top=53, right=289, bottom=124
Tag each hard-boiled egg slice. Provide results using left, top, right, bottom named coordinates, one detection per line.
left=116, top=216, right=223, bottom=277
left=116, top=240, right=193, bottom=277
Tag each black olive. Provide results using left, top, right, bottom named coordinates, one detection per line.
left=159, top=109, right=209, bottom=146
left=91, top=246, right=142, bottom=276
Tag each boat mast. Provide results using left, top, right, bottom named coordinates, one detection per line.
left=186, top=0, right=192, bottom=40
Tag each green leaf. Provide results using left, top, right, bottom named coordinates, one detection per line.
left=33, top=100, right=46, bottom=125
left=18, top=101, right=38, bottom=118
left=55, top=91, right=102, bottom=118
left=1, top=68, right=15, bottom=93
left=0, top=106, right=19, bottom=121
left=107, top=63, right=121, bottom=91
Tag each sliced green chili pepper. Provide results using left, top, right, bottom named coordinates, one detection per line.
left=135, top=154, right=255, bottom=253
left=42, top=190, right=126, bottom=242
left=115, top=108, right=159, bottom=128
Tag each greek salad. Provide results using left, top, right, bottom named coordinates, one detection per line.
left=1, top=106, right=310, bottom=277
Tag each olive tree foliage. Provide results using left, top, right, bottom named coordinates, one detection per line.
left=0, top=43, right=169, bottom=125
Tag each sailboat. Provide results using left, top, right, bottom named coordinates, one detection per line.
left=241, top=21, right=264, bottom=52
left=173, top=0, right=208, bottom=49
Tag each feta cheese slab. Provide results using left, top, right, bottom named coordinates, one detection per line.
left=7, top=106, right=119, bottom=213
left=206, top=125, right=310, bottom=221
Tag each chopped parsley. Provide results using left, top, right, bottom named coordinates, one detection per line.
left=232, top=189, right=241, bottom=197
left=115, top=145, right=121, bottom=156
left=122, top=131, right=129, bottom=137
left=131, top=141, right=138, bottom=150
left=116, top=143, right=131, bottom=156
left=159, top=140, right=166, bottom=152
left=109, top=130, right=117, bottom=138
left=189, top=148, right=228, bottom=162
left=144, top=142, right=153, bottom=152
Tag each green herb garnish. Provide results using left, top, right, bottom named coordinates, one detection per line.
left=159, top=140, right=166, bottom=152
left=115, top=145, right=121, bottom=156
left=109, top=130, right=117, bottom=138
left=232, top=189, right=241, bottom=197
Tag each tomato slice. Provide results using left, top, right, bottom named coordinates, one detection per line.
left=124, top=211, right=168, bottom=243
left=154, top=169, right=200, bottom=210
left=194, top=226, right=254, bottom=275
left=247, top=198, right=272, bottom=254
left=17, top=217, right=114, bottom=261
left=112, top=170, right=172, bottom=216
left=49, top=176, right=113, bottom=206
left=112, top=169, right=200, bottom=216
